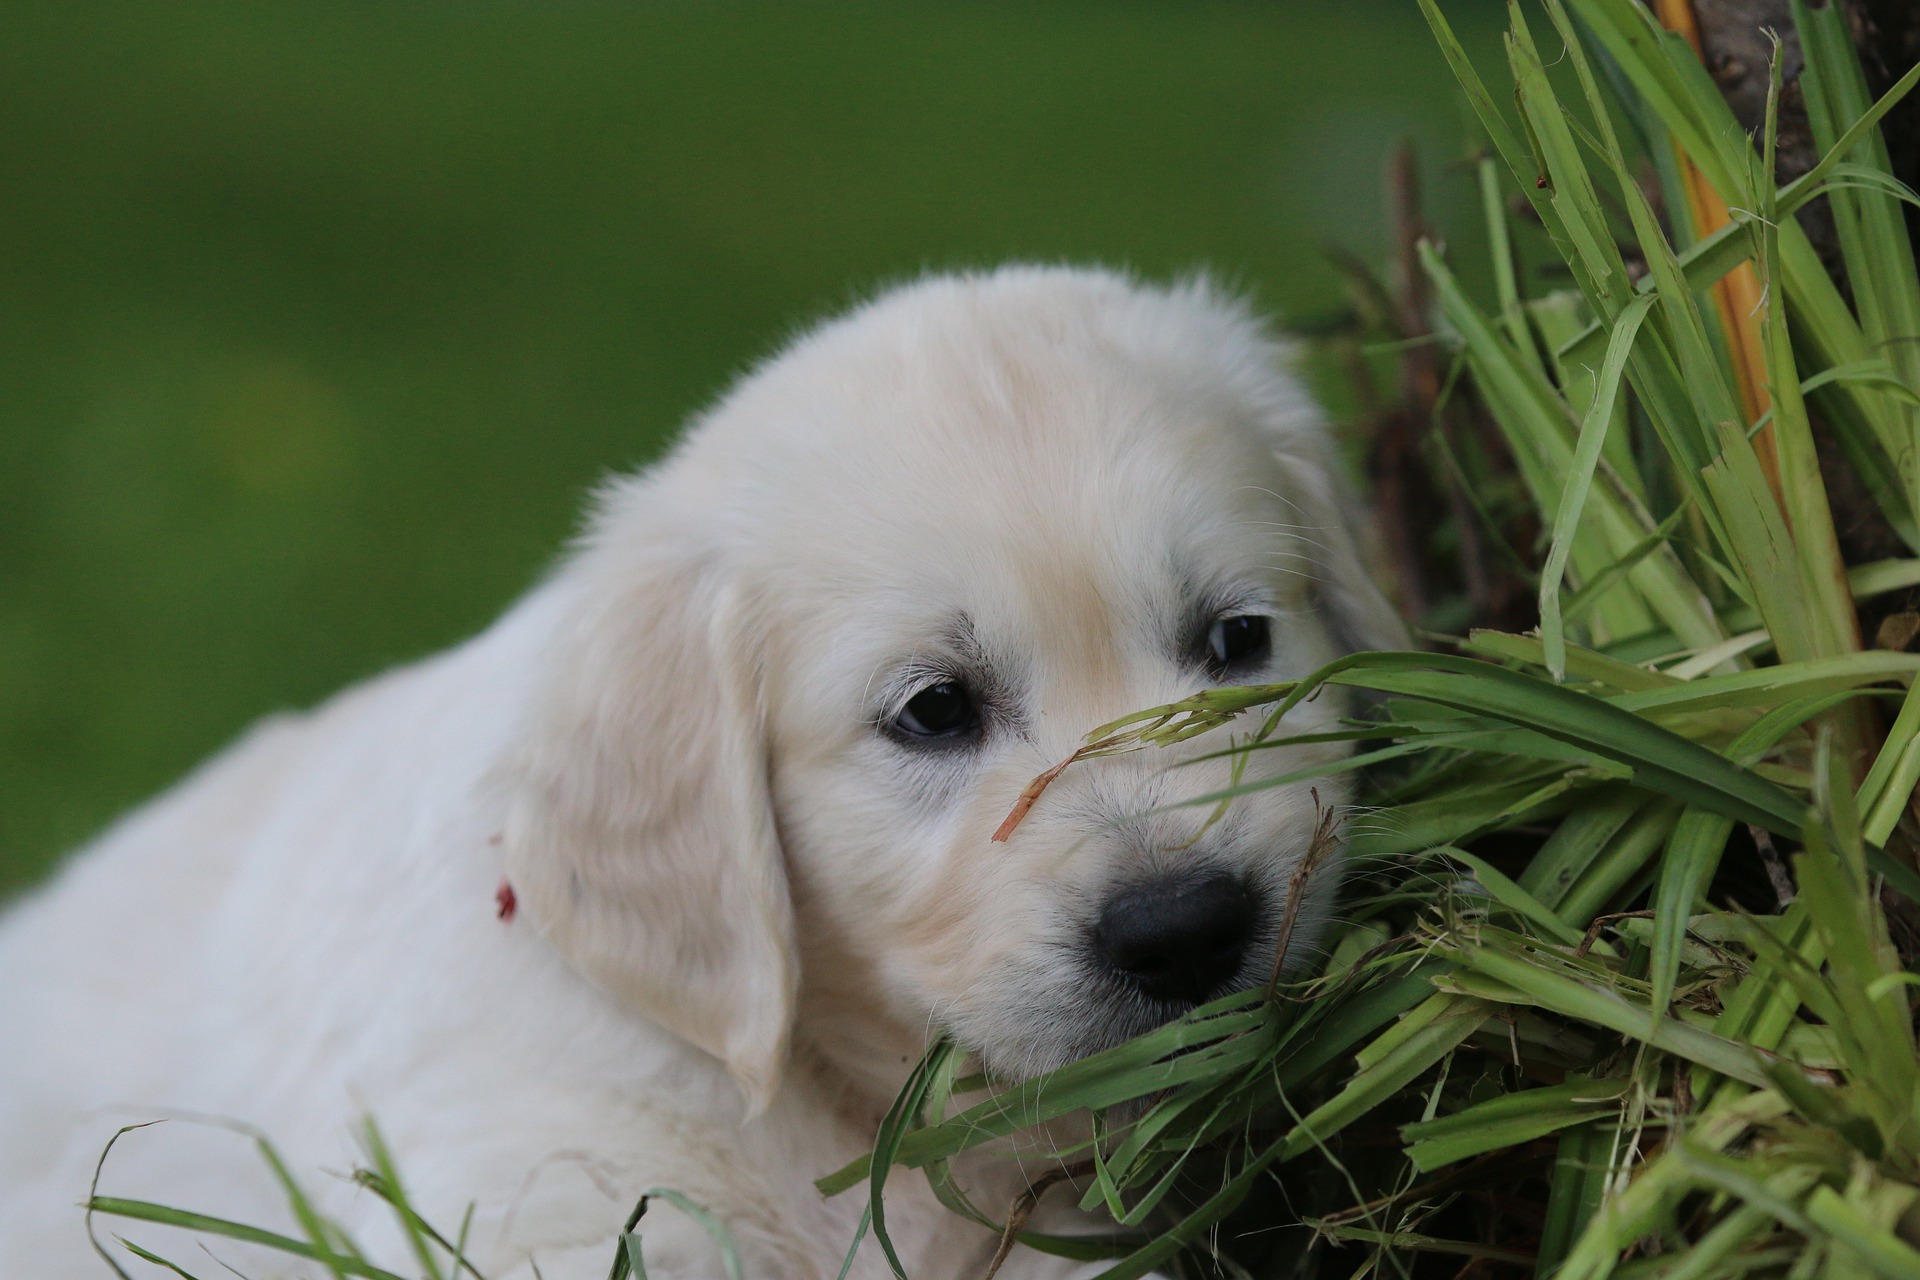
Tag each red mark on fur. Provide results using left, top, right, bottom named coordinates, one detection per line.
left=486, top=832, right=502, bottom=847
left=495, top=877, right=517, bottom=922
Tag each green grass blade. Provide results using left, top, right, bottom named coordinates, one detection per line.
left=849, top=1039, right=960, bottom=1279
left=360, top=1118, right=444, bottom=1280
left=1517, top=785, right=1643, bottom=912
left=256, top=1138, right=357, bottom=1280
left=1542, top=294, right=1656, bottom=680
left=84, top=1199, right=411, bottom=1280
left=1424, top=244, right=1717, bottom=647
left=1558, top=800, right=1685, bottom=928
left=640, top=1189, right=744, bottom=1280
left=1403, top=1077, right=1628, bottom=1171
left=1445, top=848, right=1588, bottom=948
left=1447, top=929, right=1771, bottom=1086
left=1779, top=15, right=1920, bottom=228
left=115, top=1240, right=206, bottom=1280
left=1536, top=1119, right=1616, bottom=1278
left=1310, top=655, right=1806, bottom=833
left=1083, top=996, right=1491, bottom=1280
left=1647, top=808, right=1736, bottom=1024
left=1806, top=1185, right=1920, bottom=1280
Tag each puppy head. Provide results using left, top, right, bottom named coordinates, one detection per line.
left=500, top=267, right=1406, bottom=1106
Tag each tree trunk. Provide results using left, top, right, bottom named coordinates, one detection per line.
left=1683, top=1, right=1920, bottom=581
left=1854, top=0, right=1920, bottom=241
left=1688, top=0, right=1920, bottom=265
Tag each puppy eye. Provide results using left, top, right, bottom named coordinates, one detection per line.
left=1205, top=615, right=1271, bottom=679
left=893, top=680, right=981, bottom=740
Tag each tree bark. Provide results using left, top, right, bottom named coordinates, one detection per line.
left=1853, top=0, right=1920, bottom=241
left=1684, top=0, right=1920, bottom=935
left=1689, top=0, right=1920, bottom=268
left=1684, top=1, right=1920, bottom=578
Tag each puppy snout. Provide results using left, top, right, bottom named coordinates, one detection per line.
left=1094, top=871, right=1257, bottom=1004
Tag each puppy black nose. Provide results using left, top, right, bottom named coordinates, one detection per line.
left=1096, top=872, right=1257, bottom=1004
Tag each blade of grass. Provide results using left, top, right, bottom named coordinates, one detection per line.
left=359, top=1119, right=444, bottom=1280
left=1444, top=928, right=1773, bottom=1086
left=1084, top=996, right=1492, bottom=1280
left=1535, top=1118, right=1617, bottom=1278
left=1311, top=656, right=1806, bottom=833
left=1805, top=1185, right=1920, bottom=1280
left=84, top=1200, right=410, bottom=1280
left=1543, top=294, right=1657, bottom=680
left=1403, top=1077, right=1629, bottom=1171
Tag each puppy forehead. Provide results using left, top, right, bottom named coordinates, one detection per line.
left=712, top=273, right=1306, bottom=595
left=743, top=381, right=1290, bottom=678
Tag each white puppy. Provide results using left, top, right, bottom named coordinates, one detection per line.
left=0, top=266, right=1405, bottom=1280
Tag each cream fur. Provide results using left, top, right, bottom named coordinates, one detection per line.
left=0, top=266, right=1405, bottom=1279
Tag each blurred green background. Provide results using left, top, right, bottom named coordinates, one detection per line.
left=0, top=1, right=1500, bottom=897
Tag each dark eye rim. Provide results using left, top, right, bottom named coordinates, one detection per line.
left=887, top=678, right=984, bottom=744
left=1203, top=613, right=1273, bottom=680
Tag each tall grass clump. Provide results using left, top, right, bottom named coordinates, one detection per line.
left=85, top=2, right=1920, bottom=1278
left=817, top=2, right=1920, bottom=1277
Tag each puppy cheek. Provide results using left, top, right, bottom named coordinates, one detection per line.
left=881, top=765, right=1069, bottom=1012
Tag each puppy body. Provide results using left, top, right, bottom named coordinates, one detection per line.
left=0, top=267, right=1404, bottom=1278
left=0, top=602, right=939, bottom=1279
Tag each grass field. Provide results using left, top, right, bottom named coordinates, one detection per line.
left=0, top=1, right=1501, bottom=896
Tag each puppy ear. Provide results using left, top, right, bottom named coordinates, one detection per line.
left=498, top=520, right=796, bottom=1113
left=1275, top=435, right=1415, bottom=656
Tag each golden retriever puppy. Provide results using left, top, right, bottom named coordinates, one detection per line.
left=0, top=266, right=1405, bottom=1279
